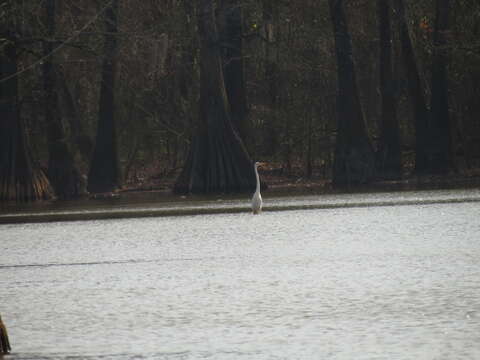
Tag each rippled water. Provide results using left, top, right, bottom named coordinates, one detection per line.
left=1, top=189, right=480, bottom=359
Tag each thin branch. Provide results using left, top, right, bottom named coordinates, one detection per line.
left=0, top=0, right=114, bottom=84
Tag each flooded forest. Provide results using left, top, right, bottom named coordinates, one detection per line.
left=1, top=0, right=479, bottom=201
left=2, top=2, right=480, bottom=358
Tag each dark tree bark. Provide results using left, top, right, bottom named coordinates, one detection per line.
left=57, top=67, right=93, bottom=163
left=262, top=0, right=279, bottom=157
left=465, top=21, right=480, bottom=167
left=427, top=0, right=453, bottom=173
left=43, top=0, right=82, bottom=199
left=0, top=36, right=53, bottom=201
left=87, top=0, right=122, bottom=193
left=465, top=72, right=480, bottom=168
left=329, top=0, right=375, bottom=186
left=395, top=0, right=429, bottom=174
left=174, top=0, right=257, bottom=194
left=0, top=314, right=10, bottom=354
left=376, top=0, right=402, bottom=179
left=218, top=0, right=250, bottom=143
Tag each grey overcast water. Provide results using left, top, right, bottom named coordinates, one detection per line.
left=1, top=189, right=480, bottom=359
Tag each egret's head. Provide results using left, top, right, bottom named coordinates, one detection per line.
left=254, top=161, right=266, bottom=169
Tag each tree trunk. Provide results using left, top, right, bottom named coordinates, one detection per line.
left=329, top=0, right=375, bottom=186
left=58, top=68, right=93, bottom=163
left=395, top=0, right=429, bottom=174
left=427, top=0, right=453, bottom=173
left=43, top=0, right=82, bottom=199
left=465, top=71, right=480, bottom=168
left=218, top=0, right=250, bottom=143
left=0, top=37, right=54, bottom=201
left=376, top=0, right=402, bottom=179
left=174, top=0, right=257, bottom=194
left=262, top=0, right=279, bottom=157
left=87, top=0, right=122, bottom=193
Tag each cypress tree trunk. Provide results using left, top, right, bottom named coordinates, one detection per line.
left=465, top=21, right=480, bottom=167
left=427, top=0, right=453, bottom=173
left=395, top=0, right=429, bottom=174
left=0, top=37, right=53, bottom=201
left=43, top=0, right=82, bottom=199
left=174, top=0, right=257, bottom=194
left=465, top=72, right=480, bottom=168
left=57, top=67, right=93, bottom=163
left=87, top=0, right=121, bottom=193
left=218, top=0, right=250, bottom=143
left=376, top=0, right=402, bottom=179
left=262, top=0, right=279, bottom=157
left=329, top=0, right=375, bottom=186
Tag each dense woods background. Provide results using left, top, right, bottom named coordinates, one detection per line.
left=1, top=0, right=479, bottom=201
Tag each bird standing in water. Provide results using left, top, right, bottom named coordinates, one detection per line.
left=0, top=314, right=11, bottom=354
left=252, top=162, right=265, bottom=214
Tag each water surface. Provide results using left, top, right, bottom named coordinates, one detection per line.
left=1, top=189, right=480, bottom=359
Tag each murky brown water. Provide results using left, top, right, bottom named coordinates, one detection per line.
left=1, top=189, right=480, bottom=359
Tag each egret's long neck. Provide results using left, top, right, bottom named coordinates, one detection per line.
left=254, top=165, right=260, bottom=193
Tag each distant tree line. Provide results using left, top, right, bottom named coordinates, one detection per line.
left=1, top=0, right=479, bottom=201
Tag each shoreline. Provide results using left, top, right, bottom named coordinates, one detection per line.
left=1, top=177, right=480, bottom=224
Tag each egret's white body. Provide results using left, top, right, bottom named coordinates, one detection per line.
left=251, top=162, right=263, bottom=214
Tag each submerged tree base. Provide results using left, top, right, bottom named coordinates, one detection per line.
left=173, top=131, right=257, bottom=195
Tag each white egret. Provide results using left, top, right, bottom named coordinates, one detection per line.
left=251, top=162, right=265, bottom=214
